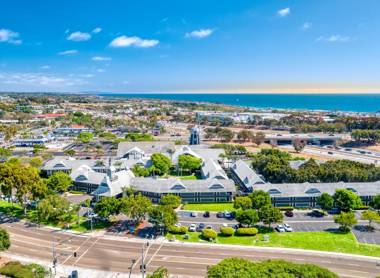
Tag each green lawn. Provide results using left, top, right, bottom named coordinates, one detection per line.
left=182, top=203, right=234, bottom=212
left=168, top=231, right=380, bottom=258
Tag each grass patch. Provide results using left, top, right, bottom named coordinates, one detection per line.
left=168, top=231, right=380, bottom=257
left=182, top=203, right=234, bottom=212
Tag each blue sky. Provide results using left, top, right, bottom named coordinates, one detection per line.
left=1, top=0, right=380, bottom=93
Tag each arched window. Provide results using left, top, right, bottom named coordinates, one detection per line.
left=305, top=188, right=321, bottom=194
left=209, top=184, right=224, bottom=189
left=268, top=188, right=281, bottom=194
left=171, top=184, right=186, bottom=190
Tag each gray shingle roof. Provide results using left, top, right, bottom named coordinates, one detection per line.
left=231, top=160, right=265, bottom=189
left=117, top=141, right=175, bottom=158
left=201, top=158, right=228, bottom=180
left=130, top=177, right=235, bottom=194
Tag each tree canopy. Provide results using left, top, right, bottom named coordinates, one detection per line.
left=207, top=258, right=338, bottom=278
left=150, top=153, right=172, bottom=175
left=333, top=189, right=362, bottom=212
left=46, top=172, right=72, bottom=193
left=178, top=155, right=201, bottom=173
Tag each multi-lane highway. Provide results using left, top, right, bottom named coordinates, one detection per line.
left=1, top=221, right=380, bottom=277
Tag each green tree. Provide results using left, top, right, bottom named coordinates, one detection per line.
left=371, top=194, right=380, bottom=212
left=259, top=205, right=283, bottom=229
left=147, top=267, right=169, bottom=278
left=361, top=210, right=380, bottom=229
left=29, top=157, right=43, bottom=168
left=148, top=205, right=178, bottom=232
left=237, top=130, right=253, bottom=142
left=37, top=194, right=73, bottom=224
left=0, top=228, right=10, bottom=251
left=293, top=138, right=306, bottom=153
left=159, top=194, right=181, bottom=209
left=64, top=149, right=76, bottom=156
left=0, top=147, right=12, bottom=161
left=77, top=132, right=93, bottom=144
left=94, top=197, right=121, bottom=218
left=150, top=153, right=172, bottom=175
left=207, top=258, right=338, bottom=278
left=131, top=165, right=150, bottom=177
left=217, top=129, right=234, bottom=142
left=317, top=193, right=334, bottom=212
left=248, top=190, right=271, bottom=209
left=252, top=132, right=266, bottom=146
left=178, top=155, right=201, bottom=174
left=233, top=196, right=252, bottom=210
left=236, top=209, right=259, bottom=227
left=121, top=194, right=152, bottom=223
left=334, top=212, right=357, bottom=232
left=333, top=189, right=362, bottom=212
left=46, top=172, right=72, bottom=193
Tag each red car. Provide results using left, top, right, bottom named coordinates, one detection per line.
left=285, top=210, right=294, bottom=217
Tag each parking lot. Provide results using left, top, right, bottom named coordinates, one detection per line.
left=178, top=209, right=380, bottom=245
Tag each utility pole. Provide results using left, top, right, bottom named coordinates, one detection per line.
left=52, top=242, right=57, bottom=277
left=129, top=259, right=136, bottom=278
left=140, top=242, right=149, bottom=278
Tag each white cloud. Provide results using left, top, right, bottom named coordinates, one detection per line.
left=40, top=65, right=50, bottom=70
left=109, top=35, right=159, bottom=48
left=58, top=49, right=78, bottom=55
left=0, top=72, right=86, bottom=87
left=92, top=27, right=102, bottom=34
left=185, top=28, right=214, bottom=39
left=278, top=8, right=290, bottom=17
left=67, top=31, right=91, bottom=41
left=96, top=68, right=105, bottom=73
left=316, top=35, right=351, bottom=43
left=92, top=56, right=112, bottom=61
left=302, top=22, right=312, bottom=31
left=0, top=28, right=22, bottom=44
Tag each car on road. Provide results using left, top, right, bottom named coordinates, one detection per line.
left=283, top=223, right=293, bottom=232
left=189, top=223, right=197, bottom=232
left=190, top=212, right=198, bottom=217
left=275, top=224, right=286, bottom=233
left=203, top=211, right=210, bottom=218
left=284, top=210, right=294, bottom=217
left=309, top=209, right=325, bottom=217
left=216, top=212, right=224, bottom=218
left=197, top=223, right=205, bottom=232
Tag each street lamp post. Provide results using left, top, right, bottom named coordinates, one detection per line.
left=140, top=242, right=149, bottom=278
left=129, top=259, right=136, bottom=278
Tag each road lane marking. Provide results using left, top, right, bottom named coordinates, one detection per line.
left=72, top=237, right=99, bottom=266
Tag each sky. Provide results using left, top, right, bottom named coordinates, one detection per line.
left=1, top=0, right=380, bottom=93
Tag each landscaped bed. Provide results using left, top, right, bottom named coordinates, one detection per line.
left=168, top=230, right=380, bottom=257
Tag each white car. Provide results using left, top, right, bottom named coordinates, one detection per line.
left=222, top=223, right=228, bottom=227
left=276, top=224, right=286, bottom=233
left=189, top=224, right=197, bottom=232
left=283, top=223, right=293, bottom=232
left=223, top=211, right=231, bottom=218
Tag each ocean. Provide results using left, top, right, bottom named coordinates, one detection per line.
left=97, top=93, right=380, bottom=113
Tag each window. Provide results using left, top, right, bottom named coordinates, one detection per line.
left=268, top=188, right=281, bottom=194
left=209, top=184, right=224, bottom=189
left=346, top=187, right=357, bottom=193
left=171, top=184, right=186, bottom=190
left=244, top=177, right=249, bottom=184
left=305, top=188, right=321, bottom=194
left=54, top=163, right=66, bottom=168
left=76, top=175, right=88, bottom=181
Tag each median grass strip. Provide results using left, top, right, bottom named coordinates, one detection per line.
left=168, top=231, right=380, bottom=257
left=182, top=203, right=235, bottom=212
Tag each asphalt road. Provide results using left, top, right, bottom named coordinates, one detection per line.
left=1, top=221, right=380, bottom=277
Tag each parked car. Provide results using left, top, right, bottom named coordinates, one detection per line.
left=190, top=212, right=198, bottom=217
left=285, top=210, right=294, bottom=217
left=197, top=223, right=205, bottom=232
left=222, top=223, right=228, bottom=227
left=276, top=224, right=286, bottom=233
left=223, top=211, right=231, bottom=218
left=283, top=223, right=293, bottom=232
left=174, top=223, right=182, bottom=227
left=189, top=223, right=197, bottom=232
left=205, top=225, right=213, bottom=230
left=309, top=209, right=324, bottom=217
left=216, top=212, right=224, bottom=218
left=203, top=211, right=210, bottom=218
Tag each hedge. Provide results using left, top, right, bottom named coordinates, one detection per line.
left=202, top=228, right=217, bottom=240
left=277, top=206, right=294, bottom=211
left=168, top=226, right=188, bottom=234
left=0, top=262, right=46, bottom=278
left=236, top=227, right=258, bottom=236
left=220, top=226, right=234, bottom=236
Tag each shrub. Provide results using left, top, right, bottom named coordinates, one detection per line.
left=202, top=228, right=217, bottom=240
left=236, top=227, right=258, bottom=236
left=277, top=206, right=294, bottom=211
left=168, top=225, right=187, bottom=234
left=0, top=261, right=47, bottom=278
left=220, top=226, right=234, bottom=237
